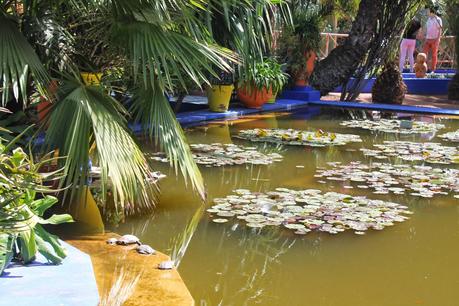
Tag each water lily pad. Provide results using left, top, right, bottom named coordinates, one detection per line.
left=217, top=211, right=236, bottom=217
left=149, top=143, right=283, bottom=168
left=340, top=119, right=444, bottom=134
left=315, top=161, right=459, bottom=199
left=361, top=141, right=458, bottom=165
left=438, top=130, right=459, bottom=142
left=284, top=224, right=306, bottom=230
left=208, top=188, right=412, bottom=235
left=246, top=223, right=265, bottom=228
left=236, top=128, right=362, bottom=147
left=213, top=218, right=229, bottom=223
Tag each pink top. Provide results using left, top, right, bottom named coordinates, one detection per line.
left=426, top=16, right=442, bottom=39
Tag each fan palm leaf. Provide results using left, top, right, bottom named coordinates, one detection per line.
left=111, top=20, right=234, bottom=93
left=111, top=16, right=234, bottom=201
left=45, top=78, right=158, bottom=213
left=0, top=14, right=50, bottom=106
left=131, top=80, right=205, bottom=199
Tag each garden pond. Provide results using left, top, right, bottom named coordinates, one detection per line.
left=114, top=108, right=459, bottom=306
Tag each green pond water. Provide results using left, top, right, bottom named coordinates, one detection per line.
left=115, top=108, right=459, bottom=306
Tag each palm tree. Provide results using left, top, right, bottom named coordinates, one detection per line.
left=310, top=0, right=422, bottom=100
left=446, top=0, right=459, bottom=100
left=372, top=61, right=407, bottom=104
left=0, top=1, right=282, bottom=215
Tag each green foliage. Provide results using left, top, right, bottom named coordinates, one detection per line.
left=131, top=80, right=205, bottom=199
left=45, top=77, right=159, bottom=213
left=0, top=0, right=289, bottom=214
left=238, top=58, right=288, bottom=93
left=277, top=1, right=331, bottom=80
left=0, top=133, right=73, bottom=275
left=0, top=233, right=15, bottom=274
left=0, top=14, right=51, bottom=106
left=0, top=111, right=26, bottom=139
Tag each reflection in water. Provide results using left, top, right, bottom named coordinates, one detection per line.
left=99, top=255, right=142, bottom=306
left=198, top=226, right=298, bottom=305
left=116, top=110, right=459, bottom=305
left=170, top=204, right=206, bottom=267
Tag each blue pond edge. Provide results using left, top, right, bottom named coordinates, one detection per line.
left=34, top=85, right=459, bottom=145
left=0, top=241, right=99, bottom=306
left=334, top=74, right=453, bottom=95
left=164, top=84, right=459, bottom=127
left=129, top=98, right=313, bottom=132
left=307, top=100, right=459, bottom=116
left=170, top=99, right=459, bottom=129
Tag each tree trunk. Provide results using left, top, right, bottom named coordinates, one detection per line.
left=311, top=0, right=421, bottom=99
left=372, top=61, right=407, bottom=104
left=174, top=94, right=186, bottom=113
left=448, top=73, right=459, bottom=101
left=310, top=0, right=381, bottom=95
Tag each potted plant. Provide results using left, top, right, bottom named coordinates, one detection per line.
left=237, top=59, right=288, bottom=109
left=207, top=69, right=235, bottom=112
left=266, top=59, right=289, bottom=103
left=277, top=2, right=330, bottom=87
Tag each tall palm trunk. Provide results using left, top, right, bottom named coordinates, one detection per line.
left=447, top=1, right=459, bottom=100
left=311, top=0, right=420, bottom=99
left=449, top=73, right=459, bottom=100
left=372, top=61, right=407, bottom=104
left=309, top=0, right=380, bottom=95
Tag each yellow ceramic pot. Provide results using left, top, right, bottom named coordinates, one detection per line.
left=81, top=72, right=103, bottom=86
left=207, top=84, right=234, bottom=112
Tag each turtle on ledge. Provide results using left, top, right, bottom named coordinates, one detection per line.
left=116, top=234, right=141, bottom=245
left=106, top=235, right=156, bottom=256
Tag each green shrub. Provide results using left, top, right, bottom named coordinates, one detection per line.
left=0, top=131, right=73, bottom=275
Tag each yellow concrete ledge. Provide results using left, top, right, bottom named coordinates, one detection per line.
left=66, top=234, right=194, bottom=306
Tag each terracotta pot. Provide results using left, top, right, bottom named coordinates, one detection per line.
left=37, top=80, right=59, bottom=124
left=294, top=51, right=317, bottom=87
left=294, top=79, right=307, bottom=87
left=237, top=85, right=272, bottom=109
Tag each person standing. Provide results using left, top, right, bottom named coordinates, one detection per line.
left=423, top=6, right=443, bottom=72
left=399, top=19, right=422, bottom=72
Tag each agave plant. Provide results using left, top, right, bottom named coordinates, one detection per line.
left=0, top=1, right=294, bottom=216
left=0, top=129, right=73, bottom=275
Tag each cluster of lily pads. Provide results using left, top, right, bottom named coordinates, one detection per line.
left=340, top=119, right=444, bottom=134
left=207, top=188, right=411, bottom=235
left=149, top=143, right=283, bottom=167
left=315, top=161, right=459, bottom=198
left=360, top=141, right=459, bottom=164
left=236, top=129, right=362, bottom=147
left=438, top=130, right=459, bottom=142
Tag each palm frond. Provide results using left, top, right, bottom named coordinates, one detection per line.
left=0, top=14, right=50, bottom=106
left=111, top=20, right=234, bottom=93
left=45, top=78, right=158, bottom=214
left=131, top=80, right=205, bottom=200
